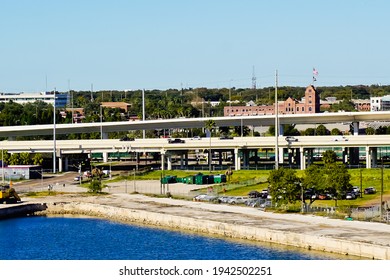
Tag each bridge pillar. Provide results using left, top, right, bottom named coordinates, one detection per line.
left=160, top=150, right=166, bottom=171
left=279, top=147, right=284, bottom=164
left=349, top=147, right=360, bottom=165
left=300, top=147, right=306, bottom=170
left=184, top=152, right=189, bottom=168
left=101, top=132, right=109, bottom=139
left=102, top=152, right=108, bottom=163
left=180, top=153, right=184, bottom=169
left=242, top=150, right=250, bottom=169
left=167, top=155, right=172, bottom=170
left=64, top=156, right=69, bottom=172
left=353, top=122, right=359, bottom=136
left=342, top=148, right=348, bottom=164
left=279, top=125, right=284, bottom=136
left=58, top=156, right=63, bottom=173
left=371, top=147, right=378, bottom=168
left=366, top=146, right=371, bottom=169
left=234, top=148, right=240, bottom=170
left=218, top=151, right=223, bottom=167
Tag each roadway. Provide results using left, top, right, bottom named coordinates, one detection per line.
left=1, top=135, right=390, bottom=154
left=1, top=111, right=390, bottom=137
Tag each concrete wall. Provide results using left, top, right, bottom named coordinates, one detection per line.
left=45, top=202, right=389, bottom=260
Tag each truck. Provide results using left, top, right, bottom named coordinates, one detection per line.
left=0, top=185, right=21, bottom=204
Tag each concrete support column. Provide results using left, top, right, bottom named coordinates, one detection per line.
left=64, top=156, right=69, bottom=172
left=234, top=148, right=240, bottom=170
left=353, top=122, right=359, bottom=136
left=102, top=152, right=108, bottom=163
left=167, top=155, right=172, bottom=170
left=366, top=146, right=371, bottom=169
left=58, top=156, right=63, bottom=173
left=295, top=148, right=300, bottom=166
left=300, top=147, right=306, bottom=170
left=349, top=147, right=360, bottom=165
left=371, top=147, right=378, bottom=168
left=184, top=152, right=189, bottom=168
left=101, top=132, right=109, bottom=139
left=218, top=151, right=223, bottom=166
left=180, top=153, right=184, bottom=169
left=161, top=152, right=165, bottom=171
left=279, top=147, right=284, bottom=164
left=243, top=150, right=250, bottom=169
left=279, top=125, right=284, bottom=136
left=342, top=148, right=348, bottom=164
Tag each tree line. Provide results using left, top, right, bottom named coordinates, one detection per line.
left=267, top=150, right=351, bottom=209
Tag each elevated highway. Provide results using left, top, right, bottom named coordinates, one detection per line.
left=1, top=135, right=389, bottom=171
left=1, top=111, right=390, bottom=137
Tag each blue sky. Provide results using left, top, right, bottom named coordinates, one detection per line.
left=1, top=0, right=389, bottom=92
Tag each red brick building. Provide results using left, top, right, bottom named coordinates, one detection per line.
left=224, top=85, right=320, bottom=116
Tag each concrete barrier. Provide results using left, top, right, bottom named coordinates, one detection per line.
left=44, top=202, right=390, bottom=260
left=0, top=203, right=48, bottom=219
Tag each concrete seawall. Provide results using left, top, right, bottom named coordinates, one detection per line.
left=44, top=201, right=390, bottom=260
left=0, top=203, right=48, bottom=219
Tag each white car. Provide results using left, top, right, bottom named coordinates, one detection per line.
left=191, top=136, right=202, bottom=140
left=332, top=136, right=348, bottom=141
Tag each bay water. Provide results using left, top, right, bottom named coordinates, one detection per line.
left=0, top=216, right=342, bottom=260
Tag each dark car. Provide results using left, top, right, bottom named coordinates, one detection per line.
left=364, top=187, right=376, bottom=194
left=285, top=136, right=298, bottom=142
left=168, top=138, right=185, bottom=144
left=248, top=190, right=261, bottom=198
left=219, top=135, right=233, bottom=140
left=120, top=136, right=135, bottom=141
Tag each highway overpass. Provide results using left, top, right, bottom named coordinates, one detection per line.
left=1, top=111, right=390, bottom=137
left=1, top=135, right=389, bottom=172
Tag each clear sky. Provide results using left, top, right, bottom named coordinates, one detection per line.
left=1, top=0, right=389, bottom=92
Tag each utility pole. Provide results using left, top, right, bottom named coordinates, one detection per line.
left=274, top=70, right=279, bottom=170
left=142, top=89, right=145, bottom=139
left=53, top=88, right=56, bottom=174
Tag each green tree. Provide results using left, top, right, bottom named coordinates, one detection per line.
left=315, top=124, right=329, bottom=135
left=268, top=168, right=301, bottom=206
left=32, top=154, right=43, bottom=165
left=331, top=128, right=341, bottom=135
left=204, top=119, right=216, bottom=137
left=366, top=127, right=375, bottom=135
left=322, top=150, right=338, bottom=165
left=302, top=165, right=326, bottom=206
left=323, top=163, right=351, bottom=200
left=88, top=179, right=103, bottom=193
left=303, top=128, right=315, bottom=136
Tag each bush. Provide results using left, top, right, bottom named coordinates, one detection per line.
left=88, top=179, right=103, bottom=193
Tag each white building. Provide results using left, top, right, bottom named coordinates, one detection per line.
left=0, top=92, right=69, bottom=107
left=371, top=96, right=382, bottom=111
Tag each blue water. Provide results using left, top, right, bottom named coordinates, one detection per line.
left=0, top=216, right=338, bottom=260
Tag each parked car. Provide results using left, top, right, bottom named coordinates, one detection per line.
left=248, top=190, right=261, bottom=198
left=345, top=192, right=356, bottom=200
left=364, top=187, right=376, bottom=194
left=352, top=186, right=360, bottom=197
left=227, top=196, right=248, bottom=204
left=168, top=138, right=185, bottom=144
left=285, top=136, right=298, bottom=142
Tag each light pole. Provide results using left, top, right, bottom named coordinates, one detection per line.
left=274, top=70, right=279, bottom=170
left=100, top=105, right=103, bottom=139
left=53, top=88, right=56, bottom=174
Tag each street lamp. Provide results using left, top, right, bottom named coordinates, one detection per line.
left=100, top=105, right=103, bottom=139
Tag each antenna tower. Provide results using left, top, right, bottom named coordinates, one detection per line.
left=252, top=66, right=256, bottom=90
